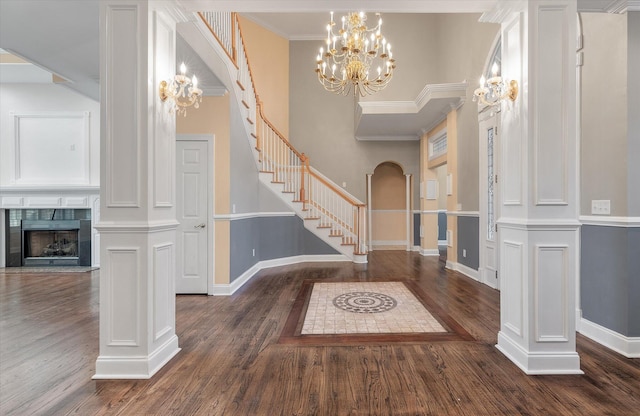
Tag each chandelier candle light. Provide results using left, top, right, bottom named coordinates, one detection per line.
left=473, top=62, right=518, bottom=107
left=315, top=11, right=396, bottom=96
left=159, top=62, right=202, bottom=116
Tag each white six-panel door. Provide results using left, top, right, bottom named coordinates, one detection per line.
left=176, top=140, right=209, bottom=294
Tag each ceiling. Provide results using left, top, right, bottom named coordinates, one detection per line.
left=0, top=0, right=627, bottom=139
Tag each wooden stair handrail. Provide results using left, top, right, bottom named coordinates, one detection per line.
left=197, top=11, right=367, bottom=256
left=308, top=170, right=365, bottom=207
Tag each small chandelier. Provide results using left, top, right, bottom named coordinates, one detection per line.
left=159, top=62, right=202, bottom=116
left=315, top=11, right=396, bottom=96
left=473, top=63, right=518, bottom=107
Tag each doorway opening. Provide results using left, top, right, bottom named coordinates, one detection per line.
left=369, top=162, right=410, bottom=251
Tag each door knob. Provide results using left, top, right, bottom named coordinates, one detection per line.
left=194, top=223, right=206, bottom=229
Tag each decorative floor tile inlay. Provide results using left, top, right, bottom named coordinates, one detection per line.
left=333, top=292, right=397, bottom=313
left=301, top=282, right=446, bottom=335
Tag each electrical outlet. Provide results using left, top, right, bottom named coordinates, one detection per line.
left=232, top=204, right=236, bottom=214
left=342, top=182, right=347, bottom=188
left=591, top=200, right=610, bottom=215
left=252, top=248, right=255, bottom=257
left=463, top=249, right=467, bottom=258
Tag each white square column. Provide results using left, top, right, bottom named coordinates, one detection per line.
left=490, top=0, right=583, bottom=374
left=93, top=0, right=182, bottom=379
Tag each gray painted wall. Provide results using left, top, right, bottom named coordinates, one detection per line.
left=413, top=213, right=421, bottom=247
left=230, top=215, right=338, bottom=281
left=628, top=228, right=640, bottom=336
left=438, top=212, right=447, bottom=241
left=581, top=225, right=639, bottom=337
left=457, top=216, right=479, bottom=270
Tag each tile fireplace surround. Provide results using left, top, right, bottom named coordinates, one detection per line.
left=0, top=187, right=100, bottom=268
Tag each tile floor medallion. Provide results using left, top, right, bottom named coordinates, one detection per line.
left=279, top=280, right=475, bottom=345
left=301, top=282, right=445, bottom=334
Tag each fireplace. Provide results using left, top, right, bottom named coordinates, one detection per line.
left=22, top=220, right=82, bottom=266
left=4, top=209, right=92, bottom=267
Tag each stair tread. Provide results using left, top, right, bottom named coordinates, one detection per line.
left=236, top=80, right=245, bottom=90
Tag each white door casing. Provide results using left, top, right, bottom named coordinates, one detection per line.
left=479, top=109, right=500, bottom=290
left=176, top=138, right=211, bottom=294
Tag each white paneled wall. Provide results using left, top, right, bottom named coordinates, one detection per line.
left=0, top=83, right=101, bottom=268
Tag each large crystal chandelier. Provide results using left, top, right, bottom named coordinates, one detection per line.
left=315, top=11, right=396, bottom=96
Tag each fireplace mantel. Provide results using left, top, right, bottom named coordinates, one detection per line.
left=0, top=186, right=100, bottom=209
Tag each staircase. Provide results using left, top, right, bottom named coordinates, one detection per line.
left=198, top=12, right=367, bottom=263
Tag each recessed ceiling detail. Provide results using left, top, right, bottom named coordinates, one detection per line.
left=355, top=82, right=467, bottom=141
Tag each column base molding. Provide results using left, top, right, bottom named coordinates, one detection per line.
left=93, top=335, right=180, bottom=380
left=496, top=332, right=583, bottom=375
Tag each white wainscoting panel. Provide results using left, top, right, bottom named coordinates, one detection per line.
left=107, top=248, right=139, bottom=346
left=152, top=10, right=175, bottom=208
left=66, top=197, right=89, bottom=207
left=153, top=243, right=173, bottom=342
left=502, top=15, right=523, bottom=206
left=105, top=5, right=140, bottom=208
left=503, top=240, right=523, bottom=337
left=28, top=197, right=62, bottom=207
left=1, top=197, right=23, bottom=207
left=534, top=5, right=570, bottom=206
left=535, top=245, right=568, bottom=342
left=13, top=112, right=90, bottom=185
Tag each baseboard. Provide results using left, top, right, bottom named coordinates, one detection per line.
left=496, top=331, right=583, bottom=375
left=438, top=240, right=447, bottom=246
left=445, top=261, right=479, bottom=281
left=211, top=254, right=350, bottom=296
left=93, top=335, right=181, bottom=379
left=579, top=318, right=640, bottom=358
left=418, top=248, right=439, bottom=256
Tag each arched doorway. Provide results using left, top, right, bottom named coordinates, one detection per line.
left=369, top=162, right=411, bottom=250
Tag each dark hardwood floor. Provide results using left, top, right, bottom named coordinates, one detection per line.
left=1, top=251, right=639, bottom=415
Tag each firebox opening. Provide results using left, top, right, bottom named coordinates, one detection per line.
left=25, top=230, right=79, bottom=259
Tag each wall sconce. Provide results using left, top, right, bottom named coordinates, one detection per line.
left=473, top=63, right=518, bottom=107
left=159, top=62, right=202, bottom=116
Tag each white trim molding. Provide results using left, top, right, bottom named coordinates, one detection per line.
left=214, top=211, right=296, bottom=221
left=447, top=210, right=480, bottom=217
left=446, top=260, right=480, bottom=282
left=579, top=318, right=640, bottom=358
left=579, top=215, right=640, bottom=227
left=212, top=254, right=349, bottom=295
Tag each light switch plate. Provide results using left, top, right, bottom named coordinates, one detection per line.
left=591, top=200, right=610, bottom=215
